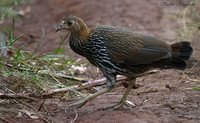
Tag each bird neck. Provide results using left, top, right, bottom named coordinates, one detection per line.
left=71, top=26, right=92, bottom=44
left=69, top=26, right=92, bottom=55
left=78, top=28, right=91, bottom=41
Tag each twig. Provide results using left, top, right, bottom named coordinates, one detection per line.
left=30, top=27, right=45, bottom=57
left=0, top=117, right=11, bottom=123
left=43, top=69, right=158, bottom=98
left=186, top=58, right=200, bottom=74
left=38, top=99, right=46, bottom=111
left=0, top=70, right=158, bottom=100
left=40, top=76, right=127, bottom=98
left=0, top=77, right=125, bottom=100
left=0, top=93, right=38, bottom=101
left=56, top=31, right=70, bottom=54
left=182, top=5, right=190, bottom=30
left=70, top=109, right=78, bottom=123
left=15, top=99, right=37, bottom=112
left=20, top=109, right=52, bottom=123
left=1, top=106, right=51, bottom=123
left=49, top=73, right=88, bottom=82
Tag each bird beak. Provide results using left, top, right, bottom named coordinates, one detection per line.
left=56, top=21, right=68, bottom=32
left=56, top=25, right=64, bottom=32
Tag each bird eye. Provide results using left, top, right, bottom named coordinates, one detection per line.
left=61, top=20, right=66, bottom=24
left=67, top=21, right=73, bottom=26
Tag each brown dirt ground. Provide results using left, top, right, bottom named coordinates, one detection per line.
left=3, top=0, right=200, bottom=123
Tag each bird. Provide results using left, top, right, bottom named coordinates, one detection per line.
left=56, top=15, right=193, bottom=109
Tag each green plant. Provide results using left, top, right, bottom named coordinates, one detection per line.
left=178, top=0, right=200, bottom=42
left=0, top=0, right=80, bottom=92
left=0, top=0, right=25, bottom=57
left=178, top=0, right=200, bottom=91
left=0, top=0, right=24, bottom=21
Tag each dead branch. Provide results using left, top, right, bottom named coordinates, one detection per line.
left=40, top=76, right=127, bottom=98
left=0, top=77, right=125, bottom=100
left=0, top=69, right=158, bottom=100
left=42, top=69, right=158, bottom=98
left=0, top=93, right=38, bottom=101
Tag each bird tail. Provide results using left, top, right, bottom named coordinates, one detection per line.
left=170, top=41, right=193, bottom=69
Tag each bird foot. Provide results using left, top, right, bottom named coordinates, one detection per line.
left=67, top=87, right=111, bottom=109
left=68, top=95, right=91, bottom=109
left=101, top=100, right=136, bottom=110
left=114, top=100, right=136, bottom=109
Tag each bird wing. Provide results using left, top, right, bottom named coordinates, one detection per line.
left=94, top=25, right=171, bottom=66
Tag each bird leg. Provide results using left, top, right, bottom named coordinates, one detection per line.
left=68, top=78, right=136, bottom=109
left=105, top=78, right=136, bottom=110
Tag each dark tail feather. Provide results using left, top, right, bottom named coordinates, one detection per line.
left=170, top=41, right=193, bottom=69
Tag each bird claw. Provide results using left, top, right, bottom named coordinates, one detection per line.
left=67, top=88, right=111, bottom=109
left=125, top=100, right=136, bottom=108
left=100, top=100, right=136, bottom=110
left=67, top=95, right=90, bottom=109
left=113, top=100, right=136, bottom=109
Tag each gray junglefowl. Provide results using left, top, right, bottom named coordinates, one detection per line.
left=56, top=15, right=193, bottom=109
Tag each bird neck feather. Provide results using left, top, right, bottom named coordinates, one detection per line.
left=71, top=27, right=92, bottom=45
left=69, top=27, right=92, bottom=56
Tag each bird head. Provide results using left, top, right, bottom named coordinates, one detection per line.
left=56, top=15, right=88, bottom=33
